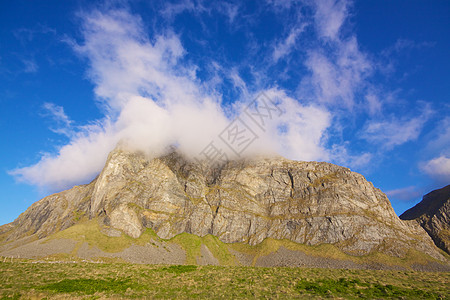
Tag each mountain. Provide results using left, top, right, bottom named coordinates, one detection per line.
left=400, top=185, right=450, bottom=254
left=0, top=148, right=448, bottom=269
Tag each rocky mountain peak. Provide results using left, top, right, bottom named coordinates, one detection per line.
left=0, top=148, right=446, bottom=263
left=400, top=185, right=450, bottom=254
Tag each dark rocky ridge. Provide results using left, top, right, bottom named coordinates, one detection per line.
left=0, top=148, right=447, bottom=265
left=400, top=185, right=450, bottom=254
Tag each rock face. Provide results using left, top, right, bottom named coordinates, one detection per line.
left=400, top=185, right=450, bottom=254
left=0, top=148, right=444, bottom=261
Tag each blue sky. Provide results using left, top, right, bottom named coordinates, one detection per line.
left=1, top=0, right=449, bottom=225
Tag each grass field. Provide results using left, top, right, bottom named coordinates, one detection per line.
left=1, top=261, right=449, bottom=299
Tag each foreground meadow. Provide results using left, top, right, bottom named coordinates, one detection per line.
left=1, top=261, right=449, bottom=299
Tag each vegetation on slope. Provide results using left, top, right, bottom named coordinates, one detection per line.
left=41, top=219, right=447, bottom=270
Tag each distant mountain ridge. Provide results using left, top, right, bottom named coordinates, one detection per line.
left=400, top=185, right=450, bottom=254
left=0, top=148, right=448, bottom=269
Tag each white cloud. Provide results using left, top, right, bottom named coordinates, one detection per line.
left=11, top=8, right=334, bottom=191
left=330, top=143, right=373, bottom=170
left=159, top=0, right=199, bottom=20
left=361, top=119, right=422, bottom=149
left=11, top=9, right=226, bottom=190
left=365, top=91, right=382, bottom=115
left=9, top=121, right=117, bottom=191
left=425, top=116, right=450, bottom=156
left=313, top=0, right=349, bottom=40
left=11, top=2, right=432, bottom=192
left=272, top=26, right=305, bottom=62
left=361, top=105, right=433, bottom=149
left=229, top=69, right=249, bottom=96
left=266, top=0, right=295, bottom=10
left=42, top=102, right=72, bottom=126
left=382, top=39, right=435, bottom=57
left=419, top=116, right=450, bottom=183
left=301, top=0, right=375, bottom=111
left=216, top=2, right=239, bottom=24
left=160, top=0, right=239, bottom=24
left=41, top=102, right=74, bottom=137
left=421, top=156, right=450, bottom=183
left=385, top=186, right=423, bottom=202
left=254, top=89, right=332, bottom=161
left=71, top=9, right=189, bottom=110
left=301, top=37, right=372, bottom=108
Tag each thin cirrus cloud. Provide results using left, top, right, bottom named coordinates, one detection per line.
left=313, top=0, right=349, bottom=40
left=300, top=37, right=372, bottom=109
left=360, top=105, right=433, bottom=149
left=41, top=102, right=73, bottom=136
left=385, top=186, right=424, bottom=202
left=22, top=59, right=38, bottom=73
left=272, top=25, right=306, bottom=62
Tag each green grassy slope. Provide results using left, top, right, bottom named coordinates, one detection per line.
left=38, top=219, right=449, bottom=269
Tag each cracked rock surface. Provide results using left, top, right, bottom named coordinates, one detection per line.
left=0, top=148, right=445, bottom=260
left=401, top=185, right=450, bottom=254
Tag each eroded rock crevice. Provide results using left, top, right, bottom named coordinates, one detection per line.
left=1, top=148, right=446, bottom=261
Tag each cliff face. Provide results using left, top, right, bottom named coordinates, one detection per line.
left=0, top=148, right=444, bottom=261
left=400, top=185, right=450, bottom=254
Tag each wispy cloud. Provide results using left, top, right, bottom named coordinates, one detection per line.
left=42, top=102, right=72, bottom=127
left=330, top=143, right=373, bottom=169
left=313, top=0, right=349, bottom=40
left=385, top=186, right=423, bottom=202
left=22, top=59, right=38, bottom=73
left=382, top=39, right=435, bottom=58
left=300, top=37, right=372, bottom=109
left=160, top=0, right=240, bottom=24
left=272, top=25, right=305, bottom=62
left=364, top=90, right=383, bottom=116
left=360, top=104, right=433, bottom=149
left=160, top=0, right=200, bottom=20
left=216, top=2, right=239, bottom=24
left=41, top=102, right=73, bottom=136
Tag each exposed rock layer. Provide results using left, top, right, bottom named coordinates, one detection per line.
left=0, top=148, right=445, bottom=261
left=400, top=185, right=450, bottom=254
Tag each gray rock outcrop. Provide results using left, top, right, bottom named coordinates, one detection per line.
left=400, top=185, right=450, bottom=254
left=0, top=148, right=445, bottom=261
